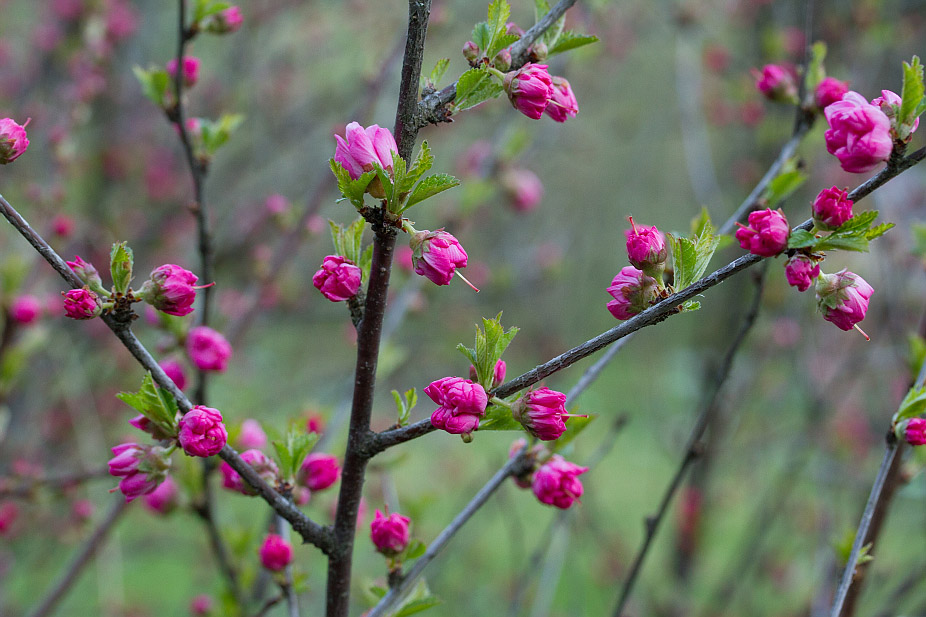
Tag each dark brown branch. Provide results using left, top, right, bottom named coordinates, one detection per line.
left=26, top=498, right=128, bottom=617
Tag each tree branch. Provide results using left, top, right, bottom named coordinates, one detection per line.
left=0, top=467, right=109, bottom=499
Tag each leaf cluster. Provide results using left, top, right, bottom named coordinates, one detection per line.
left=117, top=373, right=180, bottom=437
left=456, top=313, right=518, bottom=391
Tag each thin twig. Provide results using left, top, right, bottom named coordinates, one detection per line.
left=194, top=466, right=245, bottom=606
left=0, top=467, right=109, bottom=499
left=274, top=514, right=300, bottom=617
left=26, top=498, right=128, bottom=617
left=611, top=264, right=767, bottom=617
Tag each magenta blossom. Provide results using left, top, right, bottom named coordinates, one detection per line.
left=107, top=443, right=171, bottom=503
left=871, top=89, right=920, bottom=140
left=625, top=217, right=667, bottom=271
left=824, top=91, right=893, bottom=173
left=469, top=359, right=506, bottom=388
left=66, top=255, right=103, bottom=289
left=334, top=121, right=399, bottom=180
left=220, top=449, right=279, bottom=495
left=140, top=264, right=202, bottom=316
left=424, top=376, right=488, bottom=435
left=62, top=288, right=102, bottom=320
left=370, top=509, right=411, bottom=556
left=190, top=595, right=213, bottom=616
left=298, top=453, right=340, bottom=492
left=313, top=255, right=362, bottom=302
left=166, top=56, right=200, bottom=88
left=160, top=359, right=187, bottom=391
left=236, top=419, right=267, bottom=450
left=815, top=270, right=874, bottom=332
left=532, top=455, right=588, bottom=509
left=187, top=326, right=233, bottom=372
left=752, top=64, right=797, bottom=102
left=410, top=230, right=469, bottom=286
left=128, top=414, right=176, bottom=440
left=501, top=168, right=544, bottom=212
left=259, top=534, right=293, bottom=572
left=544, top=76, right=578, bottom=122
left=10, top=295, right=41, bottom=325
left=904, top=418, right=926, bottom=446
left=178, top=405, right=228, bottom=457
left=0, top=117, right=30, bottom=164
left=203, top=6, right=243, bottom=33
left=142, top=475, right=179, bottom=514
left=784, top=255, right=820, bottom=292
left=606, top=266, right=658, bottom=320
left=812, top=186, right=854, bottom=230
left=503, top=63, right=554, bottom=119
left=815, top=77, right=849, bottom=109
left=734, top=208, right=789, bottom=257
left=512, top=387, right=571, bottom=441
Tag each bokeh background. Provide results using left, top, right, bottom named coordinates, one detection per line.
left=2, top=0, right=926, bottom=616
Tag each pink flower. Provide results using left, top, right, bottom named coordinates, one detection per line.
left=298, top=453, right=340, bottom=492
left=395, top=245, right=415, bottom=272
left=784, top=255, right=820, bottom=292
left=751, top=64, right=797, bottom=102
left=544, top=76, right=578, bottom=122
left=872, top=89, right=920, bottom=140
left=469, top=359, right=507, bottom=388
left=625, top=217, right=667, bottom=270
left=425, top=376, right=488, bottom=435
left=410, top=230, right=468, bottom=286
left=220, top=449, right=279, bottom=495
left=166, top=56, right=200, bottom=88
left=815, top=270, right=874, bottom=331
left=187, top=326, right=233, bottom=372
left=140, top=264, right=200, bottom=316
left=512, top=387, right=569, bottom=441
left=370, top=509, right=410, bottom=556
left=259, top=533, right=293, bottom=571
left=734, top=208, right=789, bottom=257
left=501, top=168, right=544, bottom=212
left=66, top=255, right=103, bottom=289
left=178, top=405, right=228, bottom=457
left=503, top=64, right=554, bottom=119
left=71, top=499, right=94, bottom=522
left=312, top=255, right=362, bottom=302
left=532, top=455, right=588, bottom=509
left=824, top=91, right=893, bottom=173
left=0, top=118, right=30, bottom=164
left=606, top=266, right=658, bottom=320
left=203, top=6, right=243, bottom=34
left=265, top=193, right=288, bottom=215
left=160, top=359, right=187, bottom=390
left=190, top=594, right=214, bottom=616
left=815, top=77, right=849, bottom=109
left=10, top=295, right=41, bottom=324
left=51, top=214, right=75, bottom=238
left=812, top=186, right=854, bottom=230
left=333, top=121, right=399, bottom=180
left=142, top=475, right=179, bottom=514
left=306, top=413, right=325, bottom=434
left=904, top=418, right=926, bottom=446
left=0, top=502, right=19, bottom=536
left=128, top=414, right=175, bottom=440
left=62, top=288, right=102, bottom=320
left=237, top=419, right=267, bottom=450
left=108, top=443, right=170, bottom=502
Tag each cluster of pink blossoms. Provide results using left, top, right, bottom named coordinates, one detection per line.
left=606, top=217, right=666, bottom=321
left=503, top=63, right=578, bottom=122
left=424, top=376, right=488, bottom=436
left=107, top=443, right=171, bottom=502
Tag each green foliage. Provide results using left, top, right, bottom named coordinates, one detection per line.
left=892, top=384, right=926, bottom=424
left=456, top=313, right=519, bottom=390
left=403, top=174, right=461, bottom=212
left=400, top=141, right=434, bottom=194
left=909, top=334, right=926, bottom=377
left=534, top=0, right=565, bottom=47
left=330, top=159, right=375, bottom=211
left=478, top=400, right=523, bottom=431
left=424, top=59, right=450, bottom=90
left=814, top=211, right=890, bottom=252
left=392, top=388, right=418, bottom=427
left=483, top=0, right=513, bottom=58
left=328, top=217, right=369, bottom=281
left=116, top=374, right=179, bottom=436
left=548, top=31, right=599, bottom=56
left=198, top=114, right=244, bottom=156
left=271, top=425, right=319, bottom=482
left=900, top=56, right=925, bottom=135
left=552, top=413, right=595, bottom=453
left=669, top=216, right=720, bottom=302
left=787, top=229, right=817, bottom=250
left=109, top=241, right=133, bottom=294
left=762, top=160, right=806, bottom=208
left=132, top=66, right=169, bottom=107
left=806, top=41, right=827, bottom=93
left=454, top=68, right=505, bottom=112
left=391, top=580, right=442, bottom=617
left=193, top=0, right=232, bottom=22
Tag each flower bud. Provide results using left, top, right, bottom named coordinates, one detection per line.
left=142, top=475, right=180, bottom=514
left=128, top=414, right=176, bottom=440
left=814, top=76, right=849, bottom=110
left=66, top=255, right=104, bottom=290
left=10, top=295, right=41, bottom=325
left=508, top=438, right=538, bottom=489
left=532, top=454, right=588, bottom=509
left=492, top=48, right=511, bottom=71
left=812, top=186, right=854, bottom=230
left=190, top=595, right=213, bottom=616
left=824, top=92, right=893, bottom=173
left=625, top=217, right=667, bottom=270
left=108, top=443, right=171, bottom=502
left=410, top=230, right=469, bottom=286
left=333, top=121, right=399, bottom=181
left=503, top=63, right=554, bottom=120
left=501, top=167, right=544, bottom=212
left=370, top=509, right=410, bottom=556
left=236, top=419, right=267, bottom=450
left=424, top=376, right=488, bottom=435
left=259, top=533, right=293, bottom=571
left=312, top=255, right=362, bottom=302
left=298, top=453, right=341, bottom=492
left=784, top=255, right=820, bottom=292
left=220, top=449, right=279, bottom=495
left=511, top=387, right=569, bottom=441
left=815, top=270, right=874, bottom=332
left=530, top=42, right=548, bottom=62
left=505, top=22, right=525, bottom=37
left=62, top=288, right=102, bottom=320
left=904, top=418, right=926, bottom=446
left=166, top=56, right=200, bottom=88
left=187, top=326, right=233, bottom=372
left=734, top=208, right=789, bottom=257
left=544, top=75, right=578, bottom=123
left=160, top=359, right=187, bottom=391
left=139, top=264, right=200, bottom=316
left=0, top=117, right=30, bottom=164
left=606, top=266, right=658, bottom=320
left=178, top=405, right=228, bottom=457
left=462, top=40, right=481, bottom=63
left=751, top=64, right=797, bottom=102
left=872, top=89, right=920, bottom=142
left=201, top=6, right=243, bottom=34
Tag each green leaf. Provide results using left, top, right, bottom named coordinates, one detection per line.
left=471, top=22, right=492, bottom=52
left=109, top=241, right=134, bottom=295
left=548, top=31, right=599, bottom=56
left=454, top=68, right=505, bottom=112
left=552, top=414, right=595, bottom=453
left=477, top=402, right=522, bottom=431
left=456, top=342, right=477, bottom=367
left=534, top=0, right=565, bottom=47
left=488, top=34, right=521, bottom=59
left=909, top=334, right=926, bottom=378
left=681, top=300, right=701, bottom=312
left=394, top=597, right=443, bottom=617
left=404, top=539, right=426, bottom=561
left=485, top=0, right=511, bottom=56
left=193, top=0, right=232, bottom=21
left=401, top=141, right=434, bottom=194
left=893, top=384, right=926, bottom=424
left=422, top=59, right=450, bottom=90
left=806, top=41, right=827, bottom=92
left=463, top=313, right=519, bottom=390
left=787, top=229, right=818, bottom=250
left=900, top=56, right=925, bottom=131
left=690, top=207, right=712, bottom=237
left=330, top=159, right=375, bottom=210
left=200, top=114, right=244, bottom=155
left=670, top=217, right=720, bottom=291
left=272, top=425, right=319, bottom=481
left=814, top=211, right=883, bottom=253
left=402, top=174, right=460, bottom=212
left=763, top=165, right=807, bottom=208
left=866, top=222, right=894, bottom=240
left=116, top=374, right=179, bottom=435
left=328, top=217, right=367, bottom=267
left=813, top=235, right=870, bottom=252
left=392, top=388, right=417, bottom=427
left=385, top=156, right=407, bottom=214
left=133, top=66, right=169, bottom=107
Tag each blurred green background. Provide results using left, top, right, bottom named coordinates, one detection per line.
left=2, top=0, right=926, bottom=616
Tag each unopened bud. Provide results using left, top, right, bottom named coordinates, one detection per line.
left=493, top=48, right=511, bottom=71
left=462, top=41, right=480, bottom=63
left=530, top=42, right=548, bottom=62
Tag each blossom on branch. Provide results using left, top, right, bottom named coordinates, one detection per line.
left=0, top=117, right=30, bottom=164
left=62, top=288, right=102, bottom=320
left=186, top=326, right=233, bottom=372
left=734, top=208, right=789, bottom=257
left=370, top=509, right=410, bottom=556
left=424, top=376, right=488, bottom=435
left=784, top=255, right=820, bottom=292
left=178, top=405, right=228, bottom=457
left=139, top=264, right=202, bottom=316
left=107, top=443, right=171, bottom=502
left=312, top=255, right=361, bottom=302
left=824, top=91, right=893, bottom=173
left=544, top=76, right=579, bottom=122
left=532, top=455, right=588, bottom=509
left=812, top=186, right=854, bottom=230
left=815, top=269, right=874, bottom=332
left=503, top=63, right=554, bottom=119
left=220, top=449, right=279, bottom=495
left=512, top=387, right=570, bottom=441
left=298, top=453, right=341, bottom=492
left=410, top=229, right=469, bottom=286
left=606, top=266, right=658, bottom=320
left=259, top=533, right=293, bottom=571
